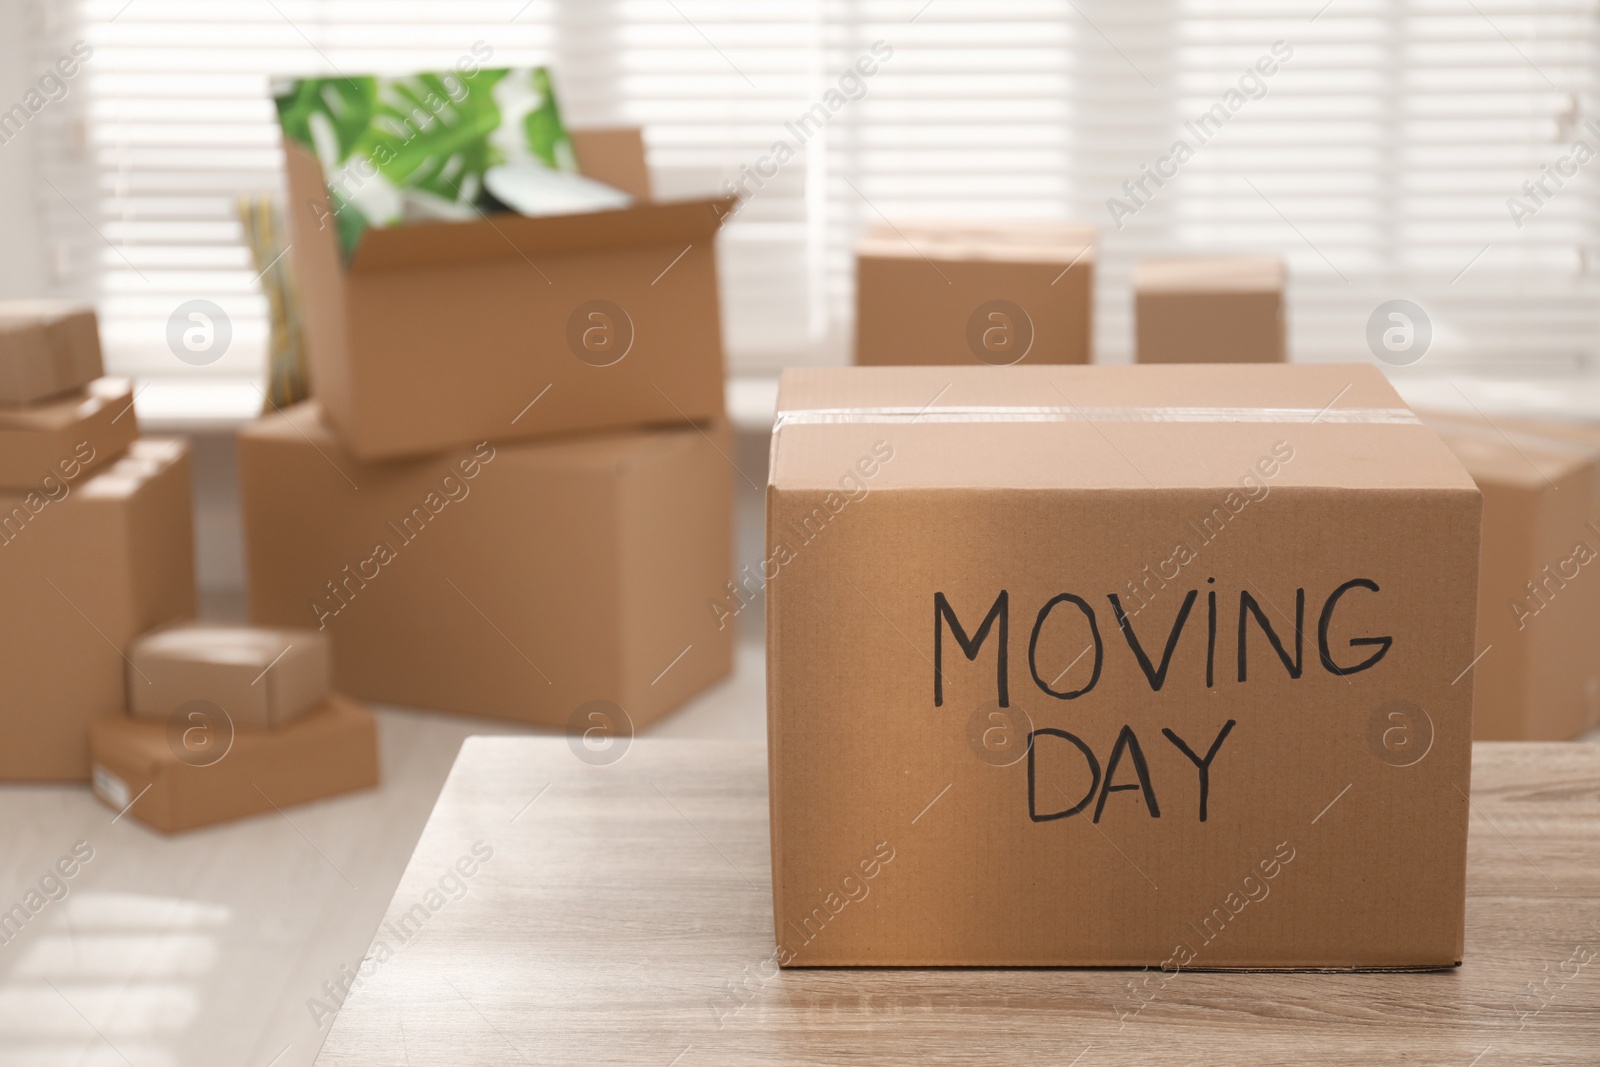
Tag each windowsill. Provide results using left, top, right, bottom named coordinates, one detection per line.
left=135, top=378, right=266, bottom=434
left=127, top=369, right=1600, bottom=438
left=132, top=375, right=784, bottom=436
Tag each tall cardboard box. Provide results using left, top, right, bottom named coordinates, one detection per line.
left=238, top=403, right=733, bottom=728
left=0, top=439, right=197, bottom=780
left=1422, top=411, right=1600, bottom=740
left=1135, top=255, right=1286, bottom=363
left=854, top=222, right=1095, bottom=366
left=767, top=364, right=1480, bottom=967
left=282, top=128, right=731, bottom=461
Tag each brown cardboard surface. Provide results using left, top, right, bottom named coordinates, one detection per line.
left=0, top=377, right=137, bottom=488
left=569, top=127, right=653, bottom=200
left=127, top=623, right=332, bottom=730
left=767, top=364, right=1480, bottom=968
left=282, top=131, right=729, bottom=462
left=88, top=693, right=378, bottom=833
left=854, top=222, right=1095, bottom=366
left=0, top=439, right=197, bottom=780
left=1421, top=411, right=1600, bottom=740
left=0, top=300, right=104, bottom=405
left=1135, top=256, right=1287, bottom=364
left=237, top=402, right=734, bottom=728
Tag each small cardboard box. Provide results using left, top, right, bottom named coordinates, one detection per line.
left=128, top=624, right=332, bottom=730
left=0, top=300, right=104, bottom=405
left=1135, top=256, right=1286, bottom=364
left=89, top=693, right=378, bottom=833
left=1421, top=411, right=1600, bottom=740
left=767, top=364, right=1480, bottom=967
left=854, top=222, right=1095, bottom=366
left=0, top=439, right=196, bottom=780
left=0, top=377, right=137, bottom=489
left=238, top=402, right=734, bottom=728
left=282, top=128, right=730, bottom=462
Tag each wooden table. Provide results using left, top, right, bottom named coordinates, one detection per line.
left=315, top=741, right=1600, bottom=1065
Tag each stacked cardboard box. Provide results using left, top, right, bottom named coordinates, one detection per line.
left=90, top=624, right=378, bottom=832
left=282, top=127, right=730, bottom=461
left=855, top=222, right=1095, bottom=366
left=1135, top=256, right=1287, bottom=364
left=767, top=364, right=1480, bottom=968
left=240, top=129, right=735, bottom=729
left=0, top=303, right=197, bottom=780
left=1421, top=410, right=1600, bottom=740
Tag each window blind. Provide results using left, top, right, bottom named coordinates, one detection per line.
left=29, top=0, right=1600, bottom=386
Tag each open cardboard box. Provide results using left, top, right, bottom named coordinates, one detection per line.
left=283, top=128, right=732, bottom=461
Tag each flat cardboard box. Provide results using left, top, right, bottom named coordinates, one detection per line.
left=1135, top=256, right=1286, bottom=364
left=767, top=364, right=1480, bottom=967
left=238, top=402, right=734, bottom=728
left=0, top=300, right=104, bottom=405
left=855, top=222, right=1095, bottom=366
left=0, top=377, right=137, bottom=489
left=1421, top=411, right=1600, bottom=740
left=127, top=623, right=332, bottom=730
left=89, top=693, right=378, bottom=833
left=283, top=128, right=731, bottom=462
left=0, top=439, right=197, bottom=780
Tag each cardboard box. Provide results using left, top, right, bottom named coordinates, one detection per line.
left=855, top=222, right=1095, bottom=366
left=89, top=693, right=378, bottom=833
left=127, top=624, right=332, bottom=730
left=0, top=377, right=137, bottom=489
left=282, top=128, right=731, bottom=462
left=766, top=364, right=1480, bottom=967
left=238, top=402, right=734, bottom=728
left=1135, top=256, right=1286, bottom=364
left=0, top=439, right=196, bottom=780
left=0, top=300, right=104, bottom=405
left=1421, top=411, right=1600, bottom=740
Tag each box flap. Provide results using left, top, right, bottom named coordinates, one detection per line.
left=285, top=135, right=730, bottom=273
left=570, top=127, right=652, bottom=200
left=858, top=221, right=1096, bottom=266
left=349, top=197, right=732, bottom=271
left=771, top=364, right=1477, bottom=494
left=1135, top=255, right=1286, bottom=293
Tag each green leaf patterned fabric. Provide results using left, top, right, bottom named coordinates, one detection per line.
left=273, top=66, right=576, bottom=260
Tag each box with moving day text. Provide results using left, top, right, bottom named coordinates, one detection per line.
left=766, top=364, right=1480, bottom=967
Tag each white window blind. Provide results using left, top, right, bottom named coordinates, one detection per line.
left=28, top=0, right=1600, bottom=386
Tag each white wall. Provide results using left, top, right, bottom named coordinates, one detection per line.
left=0, top=0, right=46, bottom=299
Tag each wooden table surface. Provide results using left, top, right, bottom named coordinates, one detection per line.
left=315, top=740, right=1600, bottom=1066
